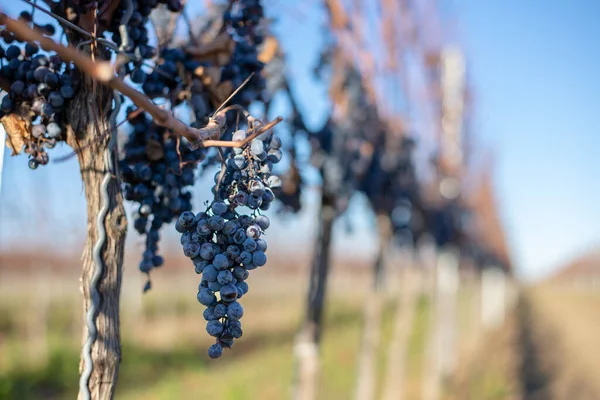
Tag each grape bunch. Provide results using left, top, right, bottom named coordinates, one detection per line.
left=119, top=110, right=206, bottom=287
left=107, top=0, right=183, bottom=60
left=222, top=0, right=266, bottom=107
left=178, top=126, right=282, bottom=358
left=0, top=19, right=75, bottom=168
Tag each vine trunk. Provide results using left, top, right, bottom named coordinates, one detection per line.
left=66, top=77, right=127, bottom=400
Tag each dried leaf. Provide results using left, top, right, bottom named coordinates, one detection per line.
left=1, top=114, right=31, bottom=155
left=194, top=66, right=222, bottom=87
left=187, top=32, right=232, bottom=58
left=258, top=36, right=279, bottom=64
left=216, top=51, right=232, bottom=67
left=214, top=80, right=234, bottom=104
left=146, top=139, right=164, bottom=161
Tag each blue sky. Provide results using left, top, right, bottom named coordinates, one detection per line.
left=1, top=1, right=599, bottom=280
left=455, top=0, right=600, bottom=279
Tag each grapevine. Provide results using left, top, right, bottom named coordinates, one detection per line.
left=0, top=13, right=74, bottom=168
left=119, top=111, right=206, bottom=288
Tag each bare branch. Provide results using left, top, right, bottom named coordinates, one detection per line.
left=202, top=117, right=283, bottom=148
left=184, top=31, right=232, bottom=57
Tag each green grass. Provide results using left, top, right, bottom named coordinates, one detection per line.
left=0, top=286, right=520, bottom=400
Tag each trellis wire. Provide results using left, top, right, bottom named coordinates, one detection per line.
left=78, top=90, right=121, bottom=400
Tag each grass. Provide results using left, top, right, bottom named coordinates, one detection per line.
left=0, top=271, right=525, bottom=400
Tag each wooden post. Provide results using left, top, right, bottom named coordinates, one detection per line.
left=480, top=267, right=507, bottom=331
left=423, top=247, right=459, bottom=400
left=354, top=214, right=391, bottom=400
left=381, top=249, right=421, bottom=400
left=293, top=187, right=336, bottom=400
left=66, top=79, right=127, bottom=400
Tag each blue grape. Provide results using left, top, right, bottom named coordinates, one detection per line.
left=233, top=229, right=247, bottom=244
left=139, top=260, right=153, bottom=273
left=256, top=239, right=268, bottom=252
left=214, top=303, right=227, bottom=318
left=232, top=266, right=249, bottom=281
left=203, top=307, right=217, bottom=321
left=220, top=284, right=238, bottom=302
left=242, top=238, right=257, bottom=252
left=217, top=270, right=234, bottom=285
left=252, top=251, right=267, bottom=266
left=213, top=254, right=230, bottom=270
left=197, top=288, right=216, bottom=306
left=222, top=220, right=238, bottom=235
left=206, top=320, right=224, bottom=337
left=270, top=136, right=282, bottom=149
left=255, top=215, right=270, bottom=230
left=226, top=245, right=241, bottom=259
left=247, top=194, right=262, bottom=209
left=203, top=265, right=218, bottom=282
left=152, top=255, right=164, bottom=267
left=238, top=251, right=252, bottom=265
left=193, top=259, right=209, bottom=274
left=183, top=242, right=200, bottom=258
left=236, top=281, right=249, bottom=296
left=177, top=211, right=196, bottom=231
left=196, top=219, right=212, bottom=236
left=227, top=302, right=244, bottom=320
left=208, top=215, right=225, bottom=231
left=211, top=202, right=228, bottom=215
left=229, top=323, right=243, bottom=339
left=200, top=243, right=216, bottom=260
left=208, top=343, right=223, bottom=358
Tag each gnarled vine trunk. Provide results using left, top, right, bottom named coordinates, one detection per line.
left=67, top=78, right=127, bottom=400
left=293, top=185, right=336, bottom=400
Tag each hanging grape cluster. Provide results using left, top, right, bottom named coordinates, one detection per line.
left=0, top=13, right=74, bottom=168
left=108, top=0, right=183, bottom=60
left=119, top=110, right=207, bottom=286
left=177, top=125, right=282, bottom=358
left=221, top=0, right=265, bottom=107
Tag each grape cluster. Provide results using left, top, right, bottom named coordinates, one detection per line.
left=141, top=48, right=195, bottom=99
left=178, top=127, right=282, bottom=358
left=119, top=110, right=206, bottom=286
left=108, top=0, right=183, bottom=59
left=222, top=0, right=266, bottom=106
left=0, top=19, right=74, bottom=168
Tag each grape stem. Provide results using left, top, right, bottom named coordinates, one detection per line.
left=0, top=13, right=284, bottom=149
left=201, top=116, right=283, bottom=148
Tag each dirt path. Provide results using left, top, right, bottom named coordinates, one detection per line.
left=447, top=286, right=600, bottom=400
left=523, top=286, right=600, bottom=399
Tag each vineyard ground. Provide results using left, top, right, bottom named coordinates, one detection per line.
left=1, top=252, right=599, bottom=399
